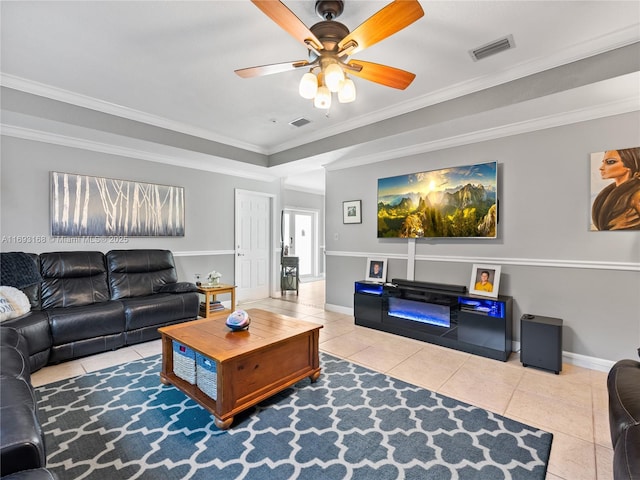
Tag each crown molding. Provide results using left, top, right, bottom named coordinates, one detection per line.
left=270, top=28, right=640, bottom=154
left=283, top=183, right=325, bottom=196
left=0, top=123, right=278, bottom=183
left=0, top=73, right=268, bottom=155
left=2, top=27, right=637, bottom=159
left=324, top=96, right=640, bottom=172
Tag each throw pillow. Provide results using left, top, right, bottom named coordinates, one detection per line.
left=0, top=252, right=42, bottom=288
left=0, top=286, right=31, bottom=322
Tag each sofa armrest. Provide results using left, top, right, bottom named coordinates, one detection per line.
left=613, top=423, right=640, bottom=480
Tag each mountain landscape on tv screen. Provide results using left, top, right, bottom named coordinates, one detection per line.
left=377, top=162, right=497, bottom=238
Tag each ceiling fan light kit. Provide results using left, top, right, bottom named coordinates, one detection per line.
left=338, top=77, right=356, bottom=103
left=236, top=0, right=424, bottom=109
left=299, top=72, right=318, bottom=99
left=323, top=62, right=344, bottom=92
left=314, top=85, right=332, bottom=109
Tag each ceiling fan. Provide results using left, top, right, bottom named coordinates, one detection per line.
left=235, top=0, right=424, bottom=108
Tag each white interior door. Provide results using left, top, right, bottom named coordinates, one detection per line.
left=235, top=190, right=271, bottom=302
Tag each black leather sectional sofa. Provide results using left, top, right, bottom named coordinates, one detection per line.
left=1, top=327, right=56, bottom=480
left=607, top=353, right=640, bottom=480
left=0, top=249, right=199, bottom=478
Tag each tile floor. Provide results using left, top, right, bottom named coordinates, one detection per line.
left=31, top=280, right=614, bottom=480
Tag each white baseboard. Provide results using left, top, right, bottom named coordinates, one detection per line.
left=562, top=351, right=615, bottom=372
left=325, top=303, right=353, bottom=316
left=325, top=304, right=614, bottom=372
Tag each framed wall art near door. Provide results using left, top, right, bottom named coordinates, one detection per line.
left=343, top=200, right=362, bottom=224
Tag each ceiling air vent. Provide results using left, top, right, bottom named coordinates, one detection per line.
left=469, top=34, right=515, bottom=61
left=289, top=117, right=311, bottom=128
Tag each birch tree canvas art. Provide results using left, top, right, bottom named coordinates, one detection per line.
left=51, top=172, right=185, bottom=236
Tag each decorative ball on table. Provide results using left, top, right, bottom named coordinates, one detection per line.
left=226, top=309, right=251, bottom=331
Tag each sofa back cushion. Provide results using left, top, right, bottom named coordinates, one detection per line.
left=40, top=252, right=110, bottom=309
left=106, top=250, right=178, bottom=299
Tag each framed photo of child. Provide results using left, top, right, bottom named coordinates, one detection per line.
left=469, top=264, right=501, bottom=298
left=365, top=258, right=387, bottom=283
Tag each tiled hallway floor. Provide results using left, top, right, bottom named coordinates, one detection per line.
left=32, top=280, right=613, bottom=480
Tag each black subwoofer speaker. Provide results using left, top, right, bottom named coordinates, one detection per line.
left=520, top=314, right=563, bottom=374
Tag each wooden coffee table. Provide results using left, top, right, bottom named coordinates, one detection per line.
left=158, top=308, right=322, bottom=429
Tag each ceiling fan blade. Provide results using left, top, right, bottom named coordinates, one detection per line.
left=346, top=60, right=416, bottom=90
left=235, top=60, right=310, bottom=78
left=251, top=0, right=324, bottom=52
left=338, top=0, right=424, bottom=56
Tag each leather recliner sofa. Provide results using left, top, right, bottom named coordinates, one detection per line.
left=2, top=249, right=199, bottom=371
left=1, top=249, right=200, bottom=477
left=607, top=352, right=640, bottom=480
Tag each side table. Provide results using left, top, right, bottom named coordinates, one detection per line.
left=197, top=284, right=236, bottom=318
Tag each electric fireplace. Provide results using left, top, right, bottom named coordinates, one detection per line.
left=353, top=279, right=513, bottom=361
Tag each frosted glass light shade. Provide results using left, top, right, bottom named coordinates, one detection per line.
left=314, top=85, right=331, bottom=109
left=299, top=72, right=318, bottom=99
left=338, top=78, right=356, bottom=103
left=324, top=63, right=344, bottom=92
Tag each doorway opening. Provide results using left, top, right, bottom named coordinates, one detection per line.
left=282, top=208, right=320, bottom=281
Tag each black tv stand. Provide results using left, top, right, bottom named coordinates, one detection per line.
left=354, top=279, right=513, bottom=361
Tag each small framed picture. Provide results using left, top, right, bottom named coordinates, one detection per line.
left=343, top=200, right=362, bottom=224
left=469, top=264, right=501, bottom=298
left=365, top=257, right=387, bottom=283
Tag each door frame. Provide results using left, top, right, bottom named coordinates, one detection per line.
left=283, top=206, right=320, bottom=280
left=234, top=189, right=276, bottom=301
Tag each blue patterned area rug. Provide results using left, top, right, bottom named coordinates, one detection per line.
left=36, top=353, right=552, bottom=480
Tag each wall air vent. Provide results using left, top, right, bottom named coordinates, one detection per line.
left=469, top=34, right=515, bottom=61
left=289, top=117, right=311, bottom=128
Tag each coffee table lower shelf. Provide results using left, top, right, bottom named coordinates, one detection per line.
left=159, top=367, right=320, bottom=430
left=158, top=309, right=322, bottom=430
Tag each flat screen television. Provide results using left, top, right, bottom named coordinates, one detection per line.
left=377, top=161, right=497, bottom=238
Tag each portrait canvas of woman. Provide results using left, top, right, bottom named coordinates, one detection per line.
left=590, top=147, right=640, bottom=231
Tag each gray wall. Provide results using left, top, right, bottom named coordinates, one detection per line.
left=325, top=112, right=640, bottom=363
left=2, top=112, right=638, bottom=363
left=0, top=136, right=281, bottom=287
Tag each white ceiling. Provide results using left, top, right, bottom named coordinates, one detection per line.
left=1, top=1, right=639, bottom=193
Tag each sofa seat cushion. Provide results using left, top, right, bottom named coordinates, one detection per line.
left=0, top=404, right=46, bottom=477
left=48, top=301, right=125, bottom=345
left=120, top=292, right=198, bottom=331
